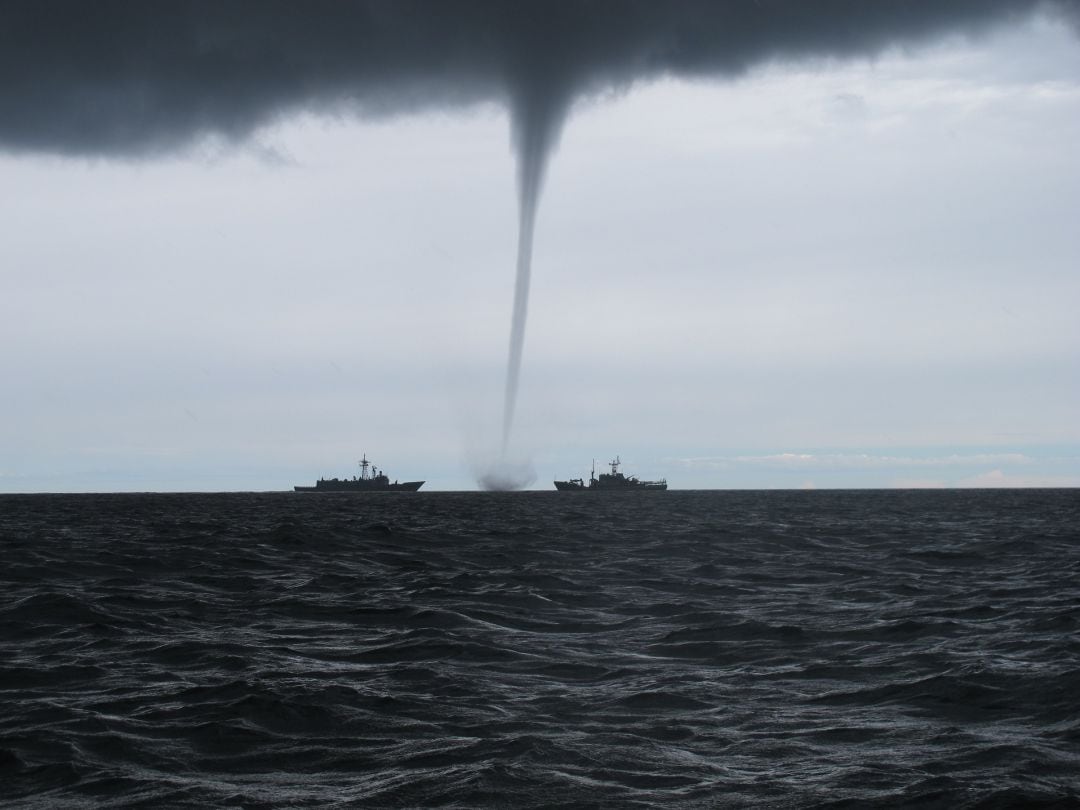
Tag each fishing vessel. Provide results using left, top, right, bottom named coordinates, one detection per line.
left=554, top=457, right=667, bottom=491
left=294, top=455, right=424, bottom=492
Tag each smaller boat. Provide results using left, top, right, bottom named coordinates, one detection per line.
left=295, top=454, right=424, bottom=492
left=554, top=457, right=667, bottom=491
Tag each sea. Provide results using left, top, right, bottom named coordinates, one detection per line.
left=1, top=489, right=1078, bottom=808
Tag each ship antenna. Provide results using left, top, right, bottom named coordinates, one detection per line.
left=360, top=454, right=370, bottom=480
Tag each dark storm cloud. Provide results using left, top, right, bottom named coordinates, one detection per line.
left=1, top=0, right=1074, bottom=156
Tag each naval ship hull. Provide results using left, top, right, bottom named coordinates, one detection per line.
left=294, top=480, right=424, bottom=492
left=554, top=479, right=587, bottom=491
left=553, top=480, right=667, bottom=491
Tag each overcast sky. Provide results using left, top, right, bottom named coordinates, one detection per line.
left=2, top=3, right=1078, bottom=491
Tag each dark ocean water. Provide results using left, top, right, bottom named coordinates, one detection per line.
left=1, top=489, right=1078, bottom=808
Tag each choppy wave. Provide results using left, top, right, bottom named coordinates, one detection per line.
left=1, top=489, right=1078, bottom=807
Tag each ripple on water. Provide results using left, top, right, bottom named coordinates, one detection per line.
left=1, top=489, right=1078, bottom=806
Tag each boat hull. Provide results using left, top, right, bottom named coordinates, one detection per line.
left=553, top=480, right=667, bottom=491
left=294, top=480, right=424, bottom=492
left=553, top=480, right=586, bottom=491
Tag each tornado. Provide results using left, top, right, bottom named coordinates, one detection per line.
left=476, top=85, right=566, bottom=490
left=500, top=149, right=538, bottom=457
left=501, top=87, right=566, bottom=457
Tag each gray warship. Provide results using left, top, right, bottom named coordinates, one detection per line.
left=554, top=456, right=667, bottom=491
left=295, top=455, right=424, bottom=492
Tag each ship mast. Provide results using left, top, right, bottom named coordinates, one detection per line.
left=359, top=454, right=371, bottom=480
